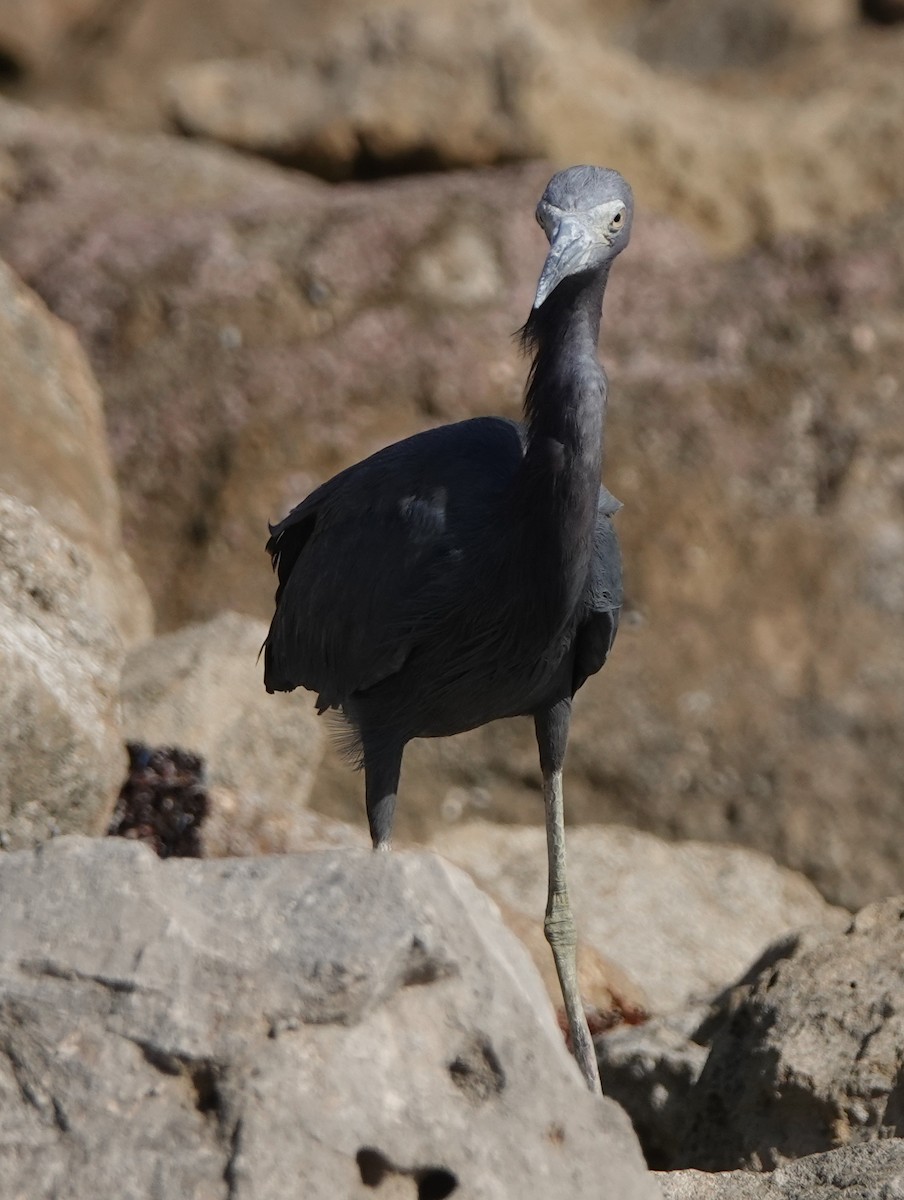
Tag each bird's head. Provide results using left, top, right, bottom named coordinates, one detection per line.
left=532, top=166, right=634, bottom=309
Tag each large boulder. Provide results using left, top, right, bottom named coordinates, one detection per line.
left=8, top=0, right=903, bottom=255
left=0, top=495, right=125, bottom=846
left=432, top=822, right=846, bottom=1014
left=0, top=836, right=659, bottom=1199
left=623, top=0, right=854, bottom=73
left=0, top=255, right=151, bottom=645
left=121, top=611, right=325, bottom=855
left=681, top=898, right=904, bottom=1169
left=168, top=5, right=541, bottom=177
left=2, top=102, right=904, bottom=909
left=659, top=1141, right=904, bottom=1200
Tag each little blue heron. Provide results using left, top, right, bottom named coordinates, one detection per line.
left=265, top=165, right=632, bottom=1092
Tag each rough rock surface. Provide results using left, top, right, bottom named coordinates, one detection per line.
left=0, top=494, right=125, bottom=846
left=0, top=254, right=151, bottom=645
left=121, top=611, right=325, bottom=854
left=159, top=8, right=904, bottom=251
left=598, top=1007, right=711, bottom=1169
left=623, top=0, right=854, bottom=73
left=201, top=788, right=369, bottom=858
left=0, top=836, right=659, bottom=1199
left=659, top=1141, right=904, bottom=1199
left=3, top=102, right=904, bottom=910
left=681, top=898, right=904, bottom=1169
left=168, top=5, right=541, bottom=177
left=432, top=822, right=847, bottom=1014
left=8, top=0, right=904, bottom=254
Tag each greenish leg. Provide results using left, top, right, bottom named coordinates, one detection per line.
left=536, top=702, right=601, bottom=1095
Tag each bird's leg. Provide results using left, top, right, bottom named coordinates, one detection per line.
left=535, top=700, right=601, bottom=1095
left=363, top=739, right=403, bottom=851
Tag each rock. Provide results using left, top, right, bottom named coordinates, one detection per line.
left=681, top=898, right=904, bottom=1169
left=0, top=835, right=660, bottom=1199
left=623, top=0, right=854, bottom=74
left=0, top=494, right=125, bottom=847
left=6, top=1, right=904, bottom=254
left=432, top=822, right=847, bottom=1013
left=121, top=612, right=325, bottom=855
left=168, top=4, right=541, bottom=177
left=598, top=1007, right=711, bottom=1169
left=2, top=103, right=904, bottom=911
left=659, top=1141, right=904, bottom=1199
left=0, top=254, right=151, bottom=645
left=0, top=0, right=109, bottom=75
left=202, top=787, right=371, bottom=857
left=161, top=4, right=901, bottom=254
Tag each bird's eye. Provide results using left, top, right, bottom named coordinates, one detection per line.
left=611, top=211, right=624, bottom=228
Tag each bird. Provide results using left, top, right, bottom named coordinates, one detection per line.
left=264, top=165, right=632, bottom=1093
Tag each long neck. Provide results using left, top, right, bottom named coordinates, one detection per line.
left=522, top=267, right=608, bottom=456
left=518, top=268, right=610, bottom=612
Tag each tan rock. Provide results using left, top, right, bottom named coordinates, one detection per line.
left=682, top=897, right=904, bottom=1169
left=168, top=4, right=541, bottom=177
left=0, top=256, right=151, bottom=645
left=431, top=822, right=847, bottom=1013
left=0, top=494, right=125, bottom=846
left=121, top=612, right=325, bottom=850
left=2, top=105, right=904, bottom=909
left=202, top=785, right=369, bottom=857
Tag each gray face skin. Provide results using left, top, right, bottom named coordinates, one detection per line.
left=532, top=166, right=634, bottom=309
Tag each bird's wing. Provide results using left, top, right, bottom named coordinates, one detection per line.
left=264, top=417, right=524, bottom=708
left=572, top=487, right=623, bottom=693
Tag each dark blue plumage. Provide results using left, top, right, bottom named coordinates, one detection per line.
left=264, top=165, right=634, bottom=1093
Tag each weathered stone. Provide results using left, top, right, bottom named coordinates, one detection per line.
left=0, top=255, right=151, bottom=645
left=1, top=102, right=904, bottom=909
left=432, top=822, right=846, bottom=1013
left=658, top=1141, right=904, bottom=1199
left=201, top=786, right=369, bottom=857
left=9, top=0, right=903, bottom=256
left=598, top=1007, right=711, bottom=1169
left=121, top=611, right=325, bottom=854
left=681, top=898, right=904, bottom=1169
left=0, top=836, right=660, bottom=1199
left=0, top=494, right=124, bottom=846
left=168, top=4, right=541, bottom=177
left=623, top=0, right=854, bottom=73
left=0, top=0, right=109, bottom=75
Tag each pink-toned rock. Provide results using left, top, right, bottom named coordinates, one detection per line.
left=1, top=104, right=904, bottom=909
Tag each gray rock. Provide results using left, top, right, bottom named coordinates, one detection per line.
left=624, top=0, right=852, bottom=74
left=121, top=611, right=325, bottom=855
left=0, top=494, right=125, bottom=848
left=0, top=836, right=660, bottom=1199
left=598, top=1006, right=711, bottom=1168
left=659, top=1141, right=904, bottom=1199
left=0, top=255, right=151, bottom=646
left=432, top=823, right=847, bottom=1013
left=681, top=898, right=904, bottom=1169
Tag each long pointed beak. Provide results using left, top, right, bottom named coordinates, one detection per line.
left=533, top=215, right=594, bottom=309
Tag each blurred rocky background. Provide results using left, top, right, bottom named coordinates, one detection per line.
left=1, top=0, right=904, bottom=1196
